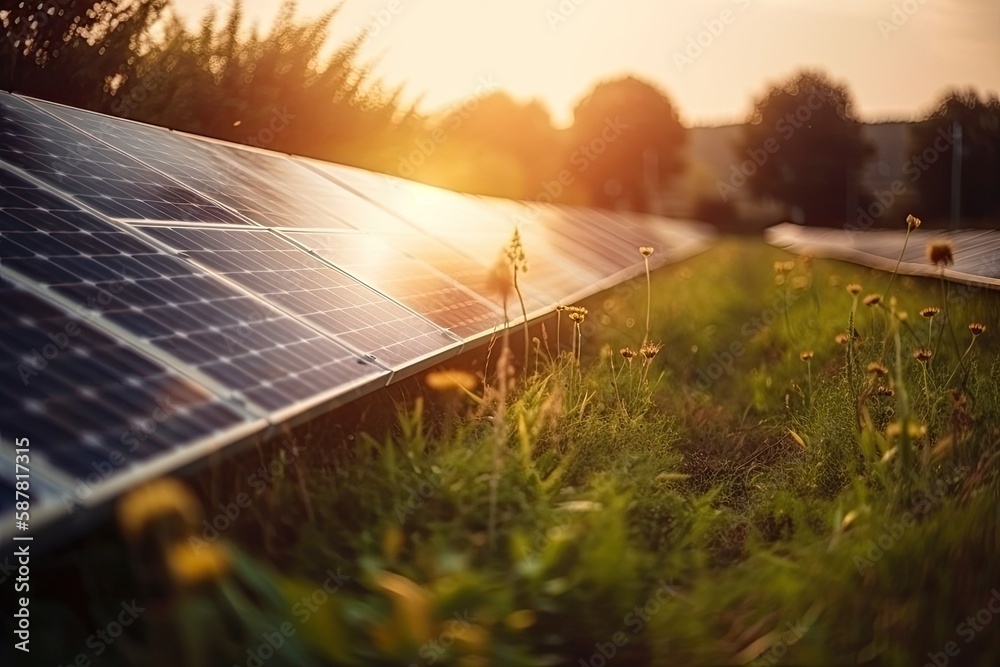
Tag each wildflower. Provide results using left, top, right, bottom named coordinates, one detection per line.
left=913, top=347, right=933, bottom=363
left=846, top=283, right=862, bottom=296
left=835, top=333, right=849, bottom=345
left=886, top=421, right=926, bottom=440
left=906, top=214, right=922, bottom=230
left=926, top=240, right=954, bottom=267
left=505, top=228, right=528, bottom=272
left=425, top=369, right=478, bottom=392
left=968, top=322, right=987, bottom=337
left=555, top=305, right=566, bottom=312
left=639, top=246, right=654, bottom=257
left=620, top=347, right=637, bottom=359
left=791, top=275, right=809, bottom=291
left=640, top=341, right=663, bottom=360
left=774, top=260, right=795, bottom=275
left=165, top=542, right=229, bottom=586
left=875, top=385, right=895, bottom=397
left=569, top=312, right=584, bottom=324
left=800, top=350, right=814, bottom=361
left=117, top=478, right=202, bottom=539
left=919, top=307, right=940, bottom=319
left=867, top=362, right=888, bottom=377
left=863, top=294, right=882, bottom=307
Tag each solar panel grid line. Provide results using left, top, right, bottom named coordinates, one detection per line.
left=0, top=265, right=269, bottom=421
left=23, top=96, right=279, bottom=229
left=277, top=229, right=509, bottom=339
left=181, top=132, right=425, bottom=233
left=133, top=225, right=466, bottom=373
left=0, top=163, right=388, bottom=415
left=1, top=93, right=248, bottom=225
left=268, top=228, right=486, bottom=338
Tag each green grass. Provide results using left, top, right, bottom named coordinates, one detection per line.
left=31, top=238, right=1000, bottom=667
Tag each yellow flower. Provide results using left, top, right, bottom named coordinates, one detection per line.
left=620, top=347, right=637, bottom=359
left=117, top=478, right=202, bottom=540
left=835, top=333, right=849, bottom=345
left=846, top=284, right=862, bottom=296
left=968, top=322, right=987, bottom=337
left=425, top=369, right=478, bottom=392
left=639, top=246, right=654, bottom=257
left=165, top=541, right=229, bottom=586
left=800, top=350, right=813, bottom=361
left=640, top=341, right=663, bottom=360
left=913, top=347, right=933, bottom=363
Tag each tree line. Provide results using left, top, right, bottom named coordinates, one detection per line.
left=2, top=1, right=998, bottom=227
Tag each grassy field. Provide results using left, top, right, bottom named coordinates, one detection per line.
left=31, top=237, right=1000, bottom=667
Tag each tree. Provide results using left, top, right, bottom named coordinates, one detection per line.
left=1, top=1, right=166, bottom=107
left=408, top=92, right=563, bottom=199
left=567, top=77, right=686, bottom=212
left=739, top=71, right=873, bottom=225
left=910, top=89, right=1000, bottom=222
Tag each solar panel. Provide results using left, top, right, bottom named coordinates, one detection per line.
left=35, top=98, right=415, bottom=232
left=135, top=225, right=462, bottom=368
left=0, top=165, right=386, bottom=413
left=0, top=92, right=244, bottom=224
left=185, top=135, right=413, bottom=231
left=0, top=279, right=249, bottom=484
left=286, top=231, right=506, bottom=337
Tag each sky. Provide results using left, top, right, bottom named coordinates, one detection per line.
left=170, top=0, right=1000, bottom=127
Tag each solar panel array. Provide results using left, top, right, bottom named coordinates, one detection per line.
left=0, top=92, right=713, bottom=531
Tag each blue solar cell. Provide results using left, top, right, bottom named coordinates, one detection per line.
left=0, top=165, right=387, bottom=413
left=0, top=92, right=245, bottom=224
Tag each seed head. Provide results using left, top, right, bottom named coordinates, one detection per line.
left=639, top=246, right=654, bottom=257
left=800, top=350, right=813, bottom=361
left=863, top=294, right=882, bottom=307
left=906, top=214, right=922, bottom=230
left=568, top=312, right=584, bottom=323
left=846, top=283, right=862, bottom=296
left=867, top=362, right=888, bottom=377
left=968, top=322, right=987, bottom=337
left=913, top=347, right=933, bottom=363
left=926, top=240, right=954, bottom=267
left=919, top=307, right=940, bottom=319
left=640, top=341, right=663, bottom=360
left=620, top=347, right=637, bottom=360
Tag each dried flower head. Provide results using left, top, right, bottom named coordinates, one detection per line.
left=800, top=350, right=814, bottom=361
left=555, top=305, right=566, bottom=312
left=926, top=240, right=954, bottom=267
left=906, top=214, right=922, bottom=230
left=919, top=307, right=940, bottom=319
left=968, top=322, right=987, bottom=337
left=867, top=362, right=889, bottom=377
left=913, top=347, right=933, bottom=363
left=504, top=229, right=528, bottom=273
left=640, top=341, right=663, bottom=360
left=875, top=385, right=895, bottom=397
left=846, top=283, right=862, bottom=296
left=835, top=333, right=849, bottom=345
left=620, top=347, right=637, bottom=360
left=639, top=246, right=654, bottom=257
left=568, top=312, right=584, bottom=323
left=863, top=294, right=882, bottom=307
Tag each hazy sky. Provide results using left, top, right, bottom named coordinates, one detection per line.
left=171, top=0, right=1000, bottom=127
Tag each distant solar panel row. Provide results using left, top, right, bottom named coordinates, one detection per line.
left=0, top=91, right=712, bottom=531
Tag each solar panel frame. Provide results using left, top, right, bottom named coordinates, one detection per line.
left=0, top=273, right=269, bottom=528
